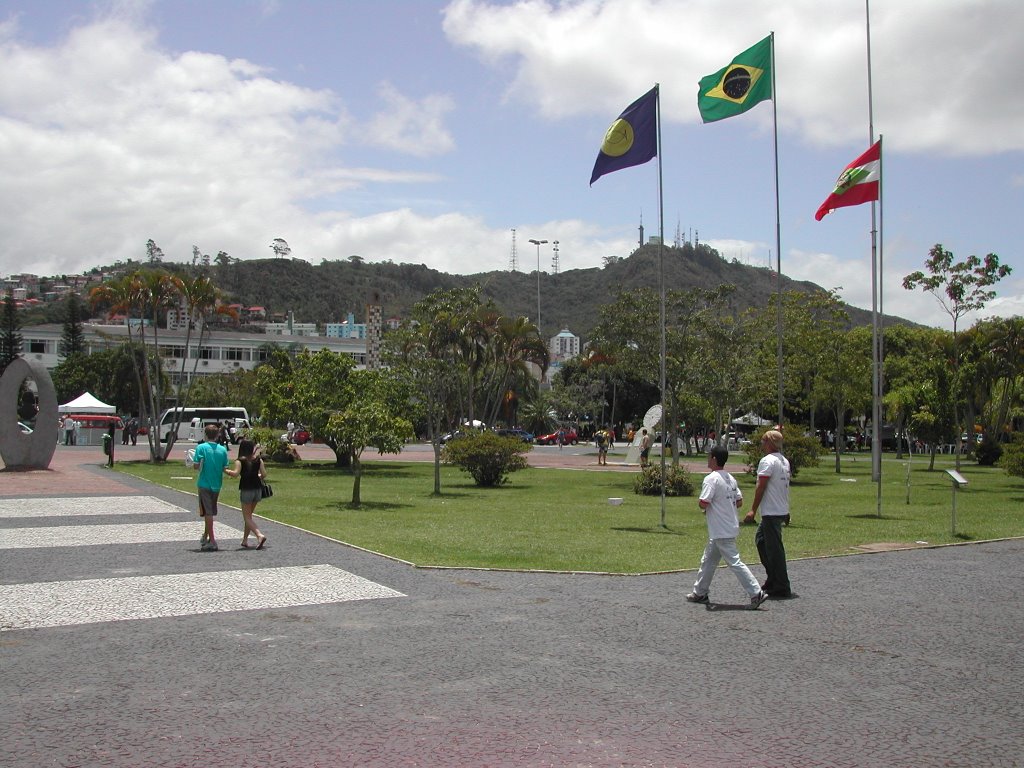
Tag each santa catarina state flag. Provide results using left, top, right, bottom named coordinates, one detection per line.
left=815, top=140, right=881, bottom=221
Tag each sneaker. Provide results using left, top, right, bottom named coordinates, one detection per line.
left=200, top=533, right=209, bottom=546
left=685, top=592, right=709, bottom=604
left=201, top=541, right=219, bottom=552
left=749, top=591, right=768, bottom=610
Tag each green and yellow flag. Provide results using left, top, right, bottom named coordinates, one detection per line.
left=697, top=35, right=772, bottom=123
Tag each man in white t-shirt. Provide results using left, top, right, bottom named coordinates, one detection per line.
left=743, top=429, right=793, bottom=598
left=686, top=446, right=768, bottom=609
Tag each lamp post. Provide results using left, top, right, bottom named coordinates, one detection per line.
left=528, top=238, right=547, bottom=334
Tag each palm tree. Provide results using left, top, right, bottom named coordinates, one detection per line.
left=161, top=273, right=234, bottom=458
left=89, top=274, right=147, bottom=435
left=483, top=316, right=549, bottom=427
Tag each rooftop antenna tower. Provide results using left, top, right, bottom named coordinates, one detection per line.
left=638, top=211, right=645, bottom=249
left=551, top=240, right=560, bottom=274
left=509, top=228, right=518, bottom=272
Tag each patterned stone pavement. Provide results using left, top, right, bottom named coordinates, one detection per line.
left=1, top=443, right=1023, bottom=767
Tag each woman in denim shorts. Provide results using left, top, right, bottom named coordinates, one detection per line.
left=226, top=438, right=268, bottom=549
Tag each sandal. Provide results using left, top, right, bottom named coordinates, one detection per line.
left=256, top=535, right=267, bottom=550
left=240, top=540, right=251, bottom=548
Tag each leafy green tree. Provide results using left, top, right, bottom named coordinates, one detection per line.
left=814, top=325, right=872, bottom=473
left=255, top=348, right=357, bottom=466
left=51, top=345, right=152, bottom=414
left=882, top=325, right=947, bottom=458
left=961, top=317, right=1024, bottom=453
left=590, top=285, right=737, bottom=465
left=58, top=293, right=87, bottom=359
left=903, top=244, right=1012, bottom=468
left=384, top=287, right=541, bottom=494
left=0, top=287, right=23, bottom=375
left=996, top=433, right=1024, bottom=479
left=322, top=370, right=414, bottom=507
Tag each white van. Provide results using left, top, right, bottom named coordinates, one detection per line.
left=157, top=407, right=250, bottom=443
left=187, top=416, right=250, bottom=443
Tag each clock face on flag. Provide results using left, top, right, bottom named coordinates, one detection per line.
left=601, top=118, right=635, bottom=158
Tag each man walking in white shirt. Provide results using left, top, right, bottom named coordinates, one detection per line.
left=686, top=446, right=768, bottom=609
left=743, top=429, right=793, bottom=598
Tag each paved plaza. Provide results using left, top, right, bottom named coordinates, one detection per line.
left=2, top=444, right=1023, bottom=767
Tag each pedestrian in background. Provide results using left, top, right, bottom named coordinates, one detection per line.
left=639, top=428, right=652, bottom=467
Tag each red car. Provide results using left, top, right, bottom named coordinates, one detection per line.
left=535, top=428, right=578, bottom=445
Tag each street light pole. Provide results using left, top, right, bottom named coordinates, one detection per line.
left=528, top=238, right=547, bottom=335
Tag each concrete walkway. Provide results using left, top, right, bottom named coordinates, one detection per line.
left=2, top=444, right=1022, bottom=767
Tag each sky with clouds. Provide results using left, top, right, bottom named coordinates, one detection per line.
left=1, top=0, right=1021, bottom=329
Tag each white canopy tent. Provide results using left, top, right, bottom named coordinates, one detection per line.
left=730, top=411, right=772, bottom=427
left=58, top=392, right=116, bottom=414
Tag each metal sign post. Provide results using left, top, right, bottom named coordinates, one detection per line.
left=945, top=469, right=968, bottom=537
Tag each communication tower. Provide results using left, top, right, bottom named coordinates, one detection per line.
left=509, top=228, right=518, bottom=272
left=551, top=241, right=560, bottom=274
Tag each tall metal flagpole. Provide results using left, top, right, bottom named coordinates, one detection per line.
left=770, top=32, right=784, bottom=427
left=866, top=0, right=883, bottom=516
left=655, top=83, right=668, bottom=529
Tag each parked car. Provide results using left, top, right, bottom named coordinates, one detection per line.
left=495, top=428, right=534, bottom=443
left=439, top=430, right=468, bottom=445
left=535, top=428, right=578, bottom=445
left=281, top=424, right=311, bottom=445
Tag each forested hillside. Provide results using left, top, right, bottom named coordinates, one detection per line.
left=23, top=242, right=901, bottom=336
left=207, top=242, right=893, bottom=337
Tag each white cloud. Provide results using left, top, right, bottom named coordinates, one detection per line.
left=362, top=81, right=455, bottom=157
left=443, top=0, right=1024, bottom=154
left=0, top=15, right=456, bottom=276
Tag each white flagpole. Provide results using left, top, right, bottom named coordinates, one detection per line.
left=656, top=83, right=668, bottom=529
left=866, top=0, right=883, bottom=516
left=770, top=31, right=784, bottom=428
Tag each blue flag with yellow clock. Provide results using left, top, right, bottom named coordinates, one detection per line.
left=590, top=85, right=658, bottom=185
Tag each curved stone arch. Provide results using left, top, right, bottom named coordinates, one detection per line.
left=0, top=357, right=58, bottom=470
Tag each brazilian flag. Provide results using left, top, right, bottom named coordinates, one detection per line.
left=697, top=35, right=773, bottom=123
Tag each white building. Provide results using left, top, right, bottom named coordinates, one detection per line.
left=19, top=323, right=366, bottom=388
left=549, top=328, right=580, bottom=362
left=325, top=312, right=367, bottom=340
left=264, top=321, right=319, bottom=337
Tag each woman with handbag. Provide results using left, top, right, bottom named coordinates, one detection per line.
left=226, top=438, right=268, bottom=550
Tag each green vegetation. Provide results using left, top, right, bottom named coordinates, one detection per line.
left=632, top=464, right=695, bottom=496
left=441, top=431, right=531, bottom=487
left=116, top=453, right=1024, bottom=573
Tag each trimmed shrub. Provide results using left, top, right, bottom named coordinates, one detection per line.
left=633, top=464, right=695, bottom=497
left=742, top=427, right=820, bottom=478
left=249, top=427, right=297, bottom=464
left=996, top=433, right=1024, bottom=479
left=976, top=436, right=1003, bottom=466
left=442, top=430, right=530, bottom=487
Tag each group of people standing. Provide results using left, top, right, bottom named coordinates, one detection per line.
left=686, top=428, right=792, bottom=609
left=120, top=416, right=139, bottom=445
left=192, top=423, right=269, bottom=553
left=60, top=415, right=78, bottom=445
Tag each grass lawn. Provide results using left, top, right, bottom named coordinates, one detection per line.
left=117, top=452, right=1024, bottom=573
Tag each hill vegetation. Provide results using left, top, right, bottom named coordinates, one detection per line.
left=23, top=242, right=906, bottom=337
left=207, top=242, right=899, bottom=337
